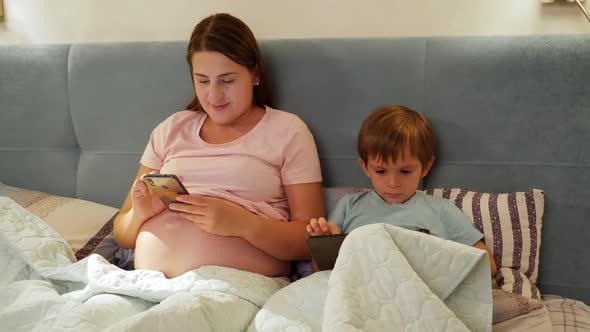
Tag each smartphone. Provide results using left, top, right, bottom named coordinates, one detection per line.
left=143, top=174, right=189, bottom=207
left=305, top=233, right=348, bottom=271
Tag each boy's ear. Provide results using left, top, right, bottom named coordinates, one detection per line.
left=358, top=158, right=371, bottom=178
left=421, top=156, right=435, bottom=177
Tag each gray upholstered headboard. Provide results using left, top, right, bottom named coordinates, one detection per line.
left=0, top=36, right=588, bottom=303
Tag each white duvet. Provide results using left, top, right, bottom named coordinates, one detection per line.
left=1, top=196, right=493, bottom=331
left=249, top=223, right=493, bottom=332
left=0, top=197, right=287, bottom=331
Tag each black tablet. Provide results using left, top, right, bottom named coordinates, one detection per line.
left=305, top=233, right=348, bottom=271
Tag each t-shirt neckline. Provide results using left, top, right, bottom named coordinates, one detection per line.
left=195, top=106, right=269, bottom=147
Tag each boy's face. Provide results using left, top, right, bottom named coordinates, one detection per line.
left=359, top=150, right=434, bottom=205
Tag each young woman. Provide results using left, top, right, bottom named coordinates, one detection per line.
left=114, top=13, right=325, bottom=279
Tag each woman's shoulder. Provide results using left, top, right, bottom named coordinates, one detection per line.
left=264, top=107, right=308, bottom=129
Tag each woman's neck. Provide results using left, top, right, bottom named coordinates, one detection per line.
left=201, top=105, right=265, bottom=144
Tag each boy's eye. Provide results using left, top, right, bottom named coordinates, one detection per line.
left=375, top=169, right=386, bottom=174
left=401, top=170, right=412, bottom=175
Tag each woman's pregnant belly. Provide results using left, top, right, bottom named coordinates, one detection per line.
left=134, top=210, right=290, bottom=278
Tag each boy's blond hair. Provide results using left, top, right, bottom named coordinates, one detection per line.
left=357, top=105, right=435, bottom=168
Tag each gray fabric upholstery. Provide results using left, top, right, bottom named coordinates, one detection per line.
left=0, top=45, right=78, bottom=197
left=0, top=36, right=588, bottom=304
left=68, top=42, right=193, bottom=203
left=262, top=38, right=427, bottom=187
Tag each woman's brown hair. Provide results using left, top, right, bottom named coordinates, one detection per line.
left=357, top=105, right=435, bottom=169
left=185, top=13, right=271, bottom=111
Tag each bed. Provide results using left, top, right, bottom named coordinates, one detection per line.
left=1, top=35, right=589, bottom=331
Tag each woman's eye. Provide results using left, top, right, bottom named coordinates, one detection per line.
left=222, top=79, right=235, bottom=84
left=198, top=80, right=209, bottom=84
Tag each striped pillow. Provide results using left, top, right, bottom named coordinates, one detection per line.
left=424, top=188, right=545, bottom=299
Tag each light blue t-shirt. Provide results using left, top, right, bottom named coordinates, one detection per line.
left=329, top=190, right=483, bottom=246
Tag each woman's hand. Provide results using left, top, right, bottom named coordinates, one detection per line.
left=306, top=217, right=341, bottom=236
left=169, top=195, right=255, bottom=237
left=130, top=175, right=166, bottom=222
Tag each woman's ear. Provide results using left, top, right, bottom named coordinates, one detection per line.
left=421, top=156, right=435, bottom=178
left=252, top=66, right=260, bottom=86
left=253, top=73, right=260, bottom=86
left=358, top=158, right=371, bottom=178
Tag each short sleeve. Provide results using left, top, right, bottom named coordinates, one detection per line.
left=329, top=194, right=350, bottom=233
left=280, top=117, right=322, bottom=185
left=441, top=201, right=484, bottom=246
left=140, top=119, right=169, bottom=170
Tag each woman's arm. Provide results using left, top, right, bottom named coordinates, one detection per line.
left=173, top=182, right=325, bottom=261
left=113, top=164, right=161, bottom=249
left=243, top=182, right=325, bottom=260
left=473, top=240, right=497, bottom=277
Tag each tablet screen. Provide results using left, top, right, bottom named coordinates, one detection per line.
left=305, top=234, right=348, bottom=271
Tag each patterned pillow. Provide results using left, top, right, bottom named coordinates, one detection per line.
left=424, top=188, right=545, bottom=299
left=0, top=182, right=120, bottom=262
left=492, top=289, right=544, bottom=324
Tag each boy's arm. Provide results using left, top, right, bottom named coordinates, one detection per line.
left=473, top=240, right=497, bottom=277
left=439, top=201, right=496, bottom=277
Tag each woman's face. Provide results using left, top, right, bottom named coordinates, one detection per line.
left=191, top=51, right=258, bottom=126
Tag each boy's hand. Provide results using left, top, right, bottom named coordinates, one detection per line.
left=306, top=217, right=341, bottom=236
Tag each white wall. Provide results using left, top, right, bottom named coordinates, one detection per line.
left=1, top=0, right=589, bottom=44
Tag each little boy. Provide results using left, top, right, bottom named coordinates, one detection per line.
left=307, top=105, right=496, bottom=276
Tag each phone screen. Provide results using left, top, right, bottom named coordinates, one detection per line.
left=143, top=174, right=189, bottom=207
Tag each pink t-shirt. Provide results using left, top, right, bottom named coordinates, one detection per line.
left=140, top=106, right=322, bottom=221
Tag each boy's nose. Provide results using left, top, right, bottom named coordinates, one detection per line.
left=388, top=175, right=400, bottom=187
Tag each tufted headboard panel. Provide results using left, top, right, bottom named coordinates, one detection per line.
left=1, top=35, right=588, bottom=303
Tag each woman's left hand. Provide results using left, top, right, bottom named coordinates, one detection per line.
left=169, top=195, right=254, bottom=237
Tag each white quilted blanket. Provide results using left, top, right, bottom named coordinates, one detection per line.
left=249, top=223, right=493, bottom=332
left=0, top=197, right=287, bottom=331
